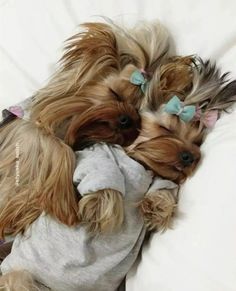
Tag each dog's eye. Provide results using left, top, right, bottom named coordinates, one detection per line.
left=194, top=140, right=202, bottom=147
left=109, top=88, right=123, bottom=101
left=159, top=125, right=173, bottom=134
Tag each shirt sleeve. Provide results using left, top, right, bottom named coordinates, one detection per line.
left=147, top=176, right=178, bottom=195
left=73, top=145, right=125, bottom=196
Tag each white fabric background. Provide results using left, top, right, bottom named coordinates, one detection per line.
left=1, top=1, right=236, bottom=290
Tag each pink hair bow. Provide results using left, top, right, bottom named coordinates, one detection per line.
left=195, top=107, right=218, bottom=128
left=8, top=105, right=24, bottom=118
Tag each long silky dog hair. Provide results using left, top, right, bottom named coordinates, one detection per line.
left=1, top=20, right=236, bottom=238
left=0, top=20, right=173, bottom=237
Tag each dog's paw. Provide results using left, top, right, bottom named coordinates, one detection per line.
left=78, top=189, right=124, bottom=234
left=0, top=270, right=40, bottom=291
left=139, top=189, right=177, bottom=232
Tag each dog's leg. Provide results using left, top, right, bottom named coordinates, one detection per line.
left=0, top=270, right=43, bottom=291
left=78, top=189, right=124, bottom=234
left=139, top=189, right=177, bottom=232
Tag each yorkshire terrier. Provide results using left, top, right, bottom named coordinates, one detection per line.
left=131, top=58, right=236, bottom=231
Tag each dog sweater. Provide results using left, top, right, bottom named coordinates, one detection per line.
left=1, top=143, right=177, bottom=291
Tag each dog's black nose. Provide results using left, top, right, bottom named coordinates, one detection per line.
left=180, top=151, right=194, bottom=166
left=118, top=115, right=133, bottom=129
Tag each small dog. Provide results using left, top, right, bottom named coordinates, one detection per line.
left=131, top=58, right=236, bottom=230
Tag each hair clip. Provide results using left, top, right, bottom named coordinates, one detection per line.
left=164, top=95, right=196, bottom=122
left=130, top=69, right=148, bottom=93
left=194, top=107, right=218, bottom=128
left=8, top=106, right=25, bottom=118
left=7, top=98, right=32, bottom=121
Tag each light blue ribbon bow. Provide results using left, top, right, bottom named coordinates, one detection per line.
left=164, top=95, right=196, bottom=122
left=130, top=70, right=148, bottom=93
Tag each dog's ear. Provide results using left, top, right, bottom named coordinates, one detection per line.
left=30, top=22, right=120, bottom=124
left=62, top=22, right=119, bottom=78
left=0, top=120, right=79, bottom=237
left=115, top=20, right=171, bottom=71
left=184, top=58, right=228, bottom=106
left=147, top=56, right=196, bottom=110
left=37, top=138, right=79, bottom=226
left=183, top=57, right=236, bottom=112
left=206, top=80, right=236, bottom=111
left=159, top=56, right=194, bottom=94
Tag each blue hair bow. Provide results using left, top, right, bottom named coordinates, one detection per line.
left=130, top=70, right=148, bottom=93
left=164, top=96, right=196, bottom=122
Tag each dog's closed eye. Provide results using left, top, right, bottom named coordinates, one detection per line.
left=159, top=125, right=173, bottom=135
left=193, top=140, right=202, bottom=147
left=109, top=88, right=123, bottom=102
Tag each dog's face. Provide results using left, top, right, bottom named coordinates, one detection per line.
left=64, top=101, right=141, bottom=150
left=126, top=56, right=236, bottom=184
left=128, top=110, right=202, bottom=183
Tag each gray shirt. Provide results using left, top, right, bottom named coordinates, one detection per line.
left=1, top=144, right=176, bottom=291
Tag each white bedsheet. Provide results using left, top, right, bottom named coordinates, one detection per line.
left=1, top=1, right=236, bottom=290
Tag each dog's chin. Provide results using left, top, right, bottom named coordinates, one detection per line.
left=72, top=127, right=140, bottom=150
left=158, top=163, right=198, bottom=184
left=126, top=149, right=199, bottom=184
left=168, top=167, right=189, bottom=184
left=141, top=159, right=198, bottom=184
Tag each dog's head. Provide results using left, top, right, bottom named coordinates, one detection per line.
left=127, top=110, right=202, bottom=183
left=128, top=57, right=236, bottom=183
left=29, top=21, right=173, bottom=141
left=64, top=101, right=141, bottom=150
